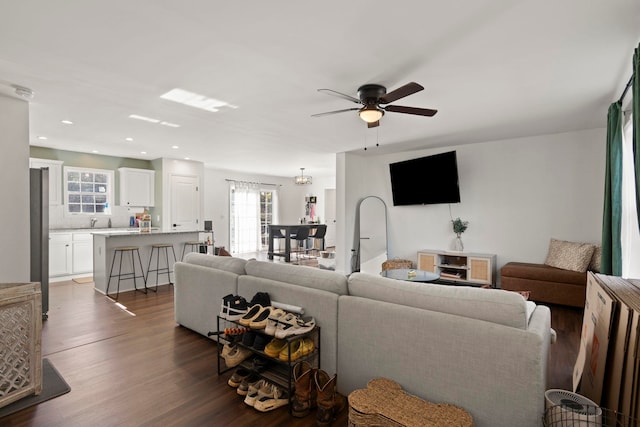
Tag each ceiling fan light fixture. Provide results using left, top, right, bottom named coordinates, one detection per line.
left=359, top=106, right=383, bottom=123
left=294, top=168, right=312, bottom=185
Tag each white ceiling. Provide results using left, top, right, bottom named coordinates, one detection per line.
left=1, top=1, right=638, bottom=179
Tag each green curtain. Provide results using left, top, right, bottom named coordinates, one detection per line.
left=633, top=43, right=640, bottom=234
left=601, top=102, right=623, bottom=275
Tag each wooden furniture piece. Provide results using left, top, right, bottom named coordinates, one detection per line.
left=348, top=378, right=472, bottom=427
left=417, top=249, right=496, bottom=287
left=0, top=282, right=42, bottom=409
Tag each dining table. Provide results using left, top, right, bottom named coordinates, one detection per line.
left=268, top=224, right=321, bottom=263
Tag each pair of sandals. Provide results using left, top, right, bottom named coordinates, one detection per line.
left=238, top=304, right=269, bottom=328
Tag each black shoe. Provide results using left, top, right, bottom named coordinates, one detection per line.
left=219, top=294, right=234, bottom=319
left=253, top=334, right=271, bottom=351
left=242, top=331, right=257, bottom=347
left=251, top=356, right=272, bottom=372
left=250, top=292, right=270, bottom=307
left=227, top=295, right=249, bottom=321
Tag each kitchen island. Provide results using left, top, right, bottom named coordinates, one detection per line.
left=93, top=230, right=200, bottom=296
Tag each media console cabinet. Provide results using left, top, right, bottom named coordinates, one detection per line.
left=417, top=249, right=496, bottom=287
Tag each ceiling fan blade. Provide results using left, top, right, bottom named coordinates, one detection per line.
left=385, top=105, right=438, bottom=116
left=379, top=82, right=424, bottom=104
left=317, top=88, right=361, bottom=104
left=311, top=107, right=360, bottom=118
left=367, top=121, right=380, bottom=128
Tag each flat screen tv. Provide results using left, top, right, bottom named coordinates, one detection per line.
left=389, top=151, right=461, bottom=206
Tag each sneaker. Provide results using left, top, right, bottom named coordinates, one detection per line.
left=274, top=313, right=301, bottom=339
left=254, top=385, right=290, bottom=412
left=264, top=308, right=286, bottom=336
left=249, top=306, right=273, bottom=329
left=278, top=338, right=315, bottom=362
left=249, top=292, right=270, bottom=307
left=227, top=367, right=251, bottom=388
left=252, top=334, right=271, bottom=351
left=219, top=294, right=234, bottom=319
left=251, top=356, right=272, bottom=372
left=222, top=345, right=252, bottom=368
left=242, top=331, right=257, bottom=347
left=237, top=373, right=261, bottom=396
left=239, top=304, right=264, bottom=326
left=226, top=295, right=249, bottom=321
left=221, top=343, right=236, bottom=358
left=243, top=379, right=270, bottom=407
left=264, top=338, right=288, bottom=358
left=284, top=316, right=316, bottom=338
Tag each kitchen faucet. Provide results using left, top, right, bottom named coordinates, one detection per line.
left=90, top=217, right=98, bottom=228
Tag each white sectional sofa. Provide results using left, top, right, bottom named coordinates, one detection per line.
left=174, top=253, right=551, bottom=427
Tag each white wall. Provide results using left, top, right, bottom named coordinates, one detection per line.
left=0, top=94, right=30, bottom=281
left=337, top=128, right=606, bottom=279
left=203, top=168, right=335, bottom=250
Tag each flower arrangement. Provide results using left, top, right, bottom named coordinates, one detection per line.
left=451, top=217, right=469, bottom=236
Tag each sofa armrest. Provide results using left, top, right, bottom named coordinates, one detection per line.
left=174, top=261, right=239, bottom=337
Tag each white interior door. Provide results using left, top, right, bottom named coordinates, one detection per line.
left=170, top=175, right=199, bottom=231
left=324, top=188, right=336, bottom=248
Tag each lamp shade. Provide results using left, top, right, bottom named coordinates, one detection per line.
left=359, top=106, right=384, bottom=123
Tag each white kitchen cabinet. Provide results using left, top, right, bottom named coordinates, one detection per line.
left=49, top=233, right=72, bottom=276
left=30, top=158, right=64, bottom=205
left=72, top=233, right=93, bottom=274
left=119, top=168, right=155, bottom=207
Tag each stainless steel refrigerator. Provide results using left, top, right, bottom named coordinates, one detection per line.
left=30, top=167, right=49, bottom=320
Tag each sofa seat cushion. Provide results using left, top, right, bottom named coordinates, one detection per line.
left=183, top=253, right=247, bottom=275
left=348, top=272, right=529, bottom=329
left=501, top=262, right=586, bottom=285
left=245, top=260, right=348, bottom=295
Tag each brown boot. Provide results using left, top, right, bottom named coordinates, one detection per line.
left=315, top=369, right=346, bottom=427
left=292, top=361, right=316, bottom=417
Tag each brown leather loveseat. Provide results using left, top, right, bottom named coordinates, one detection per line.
left=500, top=239, right=600, bottom=308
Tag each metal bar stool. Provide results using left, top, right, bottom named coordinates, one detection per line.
left=181, top=240, right=203, bottom=260
left=147, top=243, right=177, bottom=291
left=106, top=246, right=147, bottom=300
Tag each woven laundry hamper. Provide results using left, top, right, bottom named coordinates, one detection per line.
left=381, top=259, right=413, bottom=271
left=348, top=378, right=472, bottom=427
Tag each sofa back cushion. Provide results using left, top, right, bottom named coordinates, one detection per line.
left=244, top=260, right=348, bottom=295
left=347, top=272, right=529, bottom=329
left=183, top=253, right=247, bottom=275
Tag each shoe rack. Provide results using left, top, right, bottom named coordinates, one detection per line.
left=216, top=316, right=321, bottom=413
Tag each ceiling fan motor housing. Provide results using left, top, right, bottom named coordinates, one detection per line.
left=357, top=84, right=386, bottom=105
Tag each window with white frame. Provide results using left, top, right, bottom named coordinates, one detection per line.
left=64, top=167, right=113, bottom=214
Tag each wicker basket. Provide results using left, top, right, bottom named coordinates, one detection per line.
left=348, top=378, right=472, bottom=427
left=381, top=259, right=413, bottom=271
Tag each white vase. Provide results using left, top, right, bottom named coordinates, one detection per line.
left=454, top=234, right=464, bottom=252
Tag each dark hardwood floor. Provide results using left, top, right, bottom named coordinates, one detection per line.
left=1, top=278, right=582, bottom=426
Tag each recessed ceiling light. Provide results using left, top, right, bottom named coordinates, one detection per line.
left=129, top=114, right=160, bottom=123
left=92, top=150, right=99, bottom=154
left=159, top=121, right=180, bottom=128
left=184, top=157, right=190, bottom=160
left=37, top=136, right=47, bottom=140
left=171, top=145, right=179, bottom=149
left=61, top=120, right=73, bottom=125
left=140, top=151, right=147, bottom=155
left=160, top=88, right=238, bottom=113
left=125, top=137, right=133, bottom=142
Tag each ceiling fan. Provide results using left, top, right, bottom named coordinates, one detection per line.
left=312, top=82, right=437, bottom=128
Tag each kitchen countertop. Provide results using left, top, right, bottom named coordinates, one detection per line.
left=51, top=228, right=206, bottom=236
